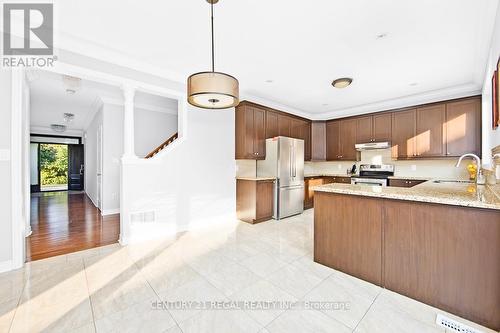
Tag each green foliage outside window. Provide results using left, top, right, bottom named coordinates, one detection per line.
left=40, top=144, right=68, bottom=185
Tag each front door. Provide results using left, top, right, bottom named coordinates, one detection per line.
left=68, top=144, right=84, bottom=191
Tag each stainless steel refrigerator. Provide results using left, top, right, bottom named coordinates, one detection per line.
left=257, top=137, right=304, bottom=219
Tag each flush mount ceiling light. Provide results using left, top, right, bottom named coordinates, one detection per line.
left=63, top=112, right=75, bottom=123
left=50, top=124, right=67, bottom=133
left=187, top=0, right=239, bottom=109
left=332, top=77, right=353, bottom=89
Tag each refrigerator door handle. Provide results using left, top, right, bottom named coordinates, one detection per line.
left=289, top=143, right=293, bottom=177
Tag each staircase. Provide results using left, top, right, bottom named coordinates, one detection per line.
left=145, top=132, right=179, bottom=158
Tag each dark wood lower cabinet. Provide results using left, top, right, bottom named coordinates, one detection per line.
left=314, top=193, right=382, bottom=286
left=304, top=176, right=352, bottom=209
left=314, top=191, right=500, bottom=331
left=388, top=178, right=427, bottom=187
left=236, top=179, right=275, bottom=224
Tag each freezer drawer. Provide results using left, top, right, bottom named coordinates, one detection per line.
left=275, top=185, right=304, bottom=219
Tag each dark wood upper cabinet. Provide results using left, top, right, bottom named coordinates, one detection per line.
left=326, top=120, right=341, bottom=160
left=372, top=113, right=392, bottom=142
left=445, top=98, right=481, bottom=156
left=356, top=116, right=373, bottom=143
left=253, top=107, right=266, bottom=157
left=265, top=110, right=279, bottom=139
left=237, top=96, right=481, bottom=161
left=278, top=114, right=291, bottom=137
left=235, top=103, right=266, bottom=159
left=416, top=104, right=446, bottom=157
left=392, top=109, right=417, bottom=159
left=290, top=118, right=311, bottom=161
left=311, top=121, right=326, bottom=161
left=339, top=118, right=358, bottom=160
left=327, top=120, right=357, bottom=161
left=357, top=113, right=392, bottom=143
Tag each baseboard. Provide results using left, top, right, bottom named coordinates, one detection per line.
left=102, top=208, right=120, bottom=216
left=86, top=191, right=99, bottom=208
left=0, top=260, right=13, bottom=273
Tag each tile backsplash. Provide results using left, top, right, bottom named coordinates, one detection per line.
left=306, top=149, right=470, bottom=179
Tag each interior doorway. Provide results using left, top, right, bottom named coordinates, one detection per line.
left=30, top=135, right=84, bottom=193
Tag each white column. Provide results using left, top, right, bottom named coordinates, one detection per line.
left=122, top=84, right=137, bottom=159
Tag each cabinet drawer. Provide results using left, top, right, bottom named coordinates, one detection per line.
left=389, top=179, right=426, bottom=188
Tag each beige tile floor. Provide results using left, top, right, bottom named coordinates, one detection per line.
left=0, top=209, right=495, bottom=333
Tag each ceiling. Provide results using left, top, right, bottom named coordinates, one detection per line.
left=29, top=70, right=178, bottom=133
left=53, top=0, right=498, bottom=117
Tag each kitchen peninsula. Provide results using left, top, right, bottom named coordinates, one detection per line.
left=313, top=180, right=500, bottom=330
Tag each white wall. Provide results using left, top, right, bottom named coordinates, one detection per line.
left=84, top=103, right=124, bottom=215
left=0, top=71, right=13, bottom=269
left=481, top=3, right=500, bottom=167
left=134, top=108, right=177, bottom=157
left=121, top=106, right=235, bottom=243
left=102, top=104, right=123, bottom=214
left=84, top=107, right=103, bottom=207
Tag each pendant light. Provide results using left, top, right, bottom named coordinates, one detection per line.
left=187, top=0, right=239, bottom=109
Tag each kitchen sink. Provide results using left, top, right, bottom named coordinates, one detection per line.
left=432, top=179, right=474, bottom=184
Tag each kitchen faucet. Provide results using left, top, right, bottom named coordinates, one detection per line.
left=455, top=153, right=485, bottom=185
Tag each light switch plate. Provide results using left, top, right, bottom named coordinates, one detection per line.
left=0, top=149, right=11, bottom=161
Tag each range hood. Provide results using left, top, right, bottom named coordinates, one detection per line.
left=355, top=142, right=391, bottom=151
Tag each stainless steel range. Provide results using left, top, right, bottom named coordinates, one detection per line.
left=351, top=164, right=394, bottom=187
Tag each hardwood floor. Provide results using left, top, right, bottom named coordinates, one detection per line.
left=27, top=191, right=120, bottom=262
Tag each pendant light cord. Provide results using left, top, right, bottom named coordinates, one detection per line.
left=211, top=1, right=215, bottom=72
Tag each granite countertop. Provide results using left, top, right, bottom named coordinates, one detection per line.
left=312, top=180, right=500, bottom=210
left=236, top=177, right=276, bottom=181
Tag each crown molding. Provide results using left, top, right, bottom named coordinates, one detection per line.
left=100, top=96, right=178, bottom=115
left=55, top=31, right=186, bottom=84
left=240, top=92, right=312, bottom=119
left=313, top=83, right=482, bottom=120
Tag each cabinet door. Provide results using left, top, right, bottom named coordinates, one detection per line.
left=311, top=121, right=326, bottom=161
left=339, top=119, right=357, bottom=160
left=304, top=121, right=311, bottom=161
left=326, top=121, right=341, bottom=160
left=373, top=113, right=392, bottom=142
left=445, top=98, right=481, bottom=156
left=290, top=119, right=311, bottom=161
left=392, top=109, right=416, bottom=159
left=356, top=116, right=373, bottom=143
left=253, top=107, right=266, bottom=158
left=304, top=177, right=323, bottom=209
left=416, top=104, right=446, bottom=157
left=266, top=110, right=279, bottom=139
left=255, top=180, right=274, bottom=220
left=290, top=118, right=302, bottom=139
left=278, top=114, right=291, bottom=137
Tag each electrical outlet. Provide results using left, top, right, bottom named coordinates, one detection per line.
left=337, top=164, right=342, bottom=170
left=435, top=314, right=483, bottom=333
left=411, top=164, right=417, bottom=171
